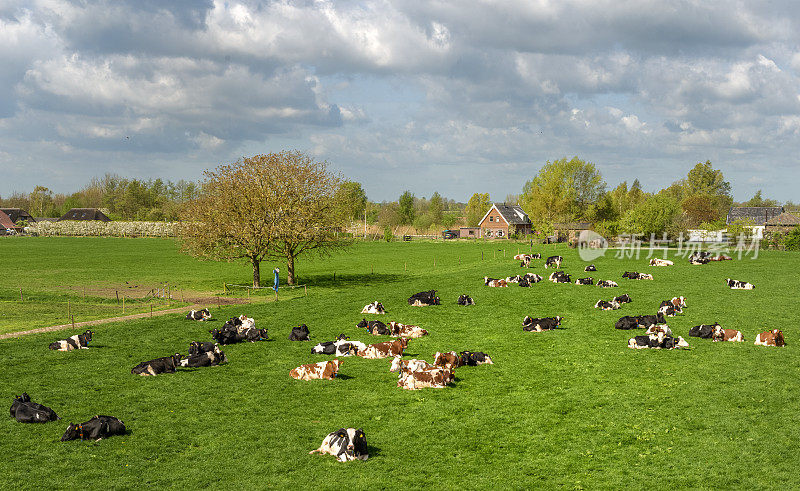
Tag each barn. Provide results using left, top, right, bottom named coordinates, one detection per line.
left=764, top=212, right=800, bottom=235
left=0, top=210, right=23, bottom=234
left=58, top=208, right=112, bottom=222
left=0, top=208, right=35, bottom=224
left=478, top=204, right=531, bottom=239
left=726, top=206, right=784, bottom=239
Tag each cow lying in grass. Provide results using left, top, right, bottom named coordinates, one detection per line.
left=312, top=335, right=367, bottom=357
left=457, top=294, right=475, bottom=306
left=594, top=299, right=621, bottom=310
left=712, top=326, right=744, bottom=342
left=49, top=330, right=93, bottom=351
left=484, top=277, right=508, bottom=287
left=689, top=323, right=720, bottom=339
left=628, top=332, right=689, bottom=349
left=661, top=296, right=686, bottom=309
left=309, top=428, right=368, bottom=462
left=614, top=294, right=632, bottom=304
left=585, top=264, right=597, bottom=271
left=290, top=360, right=342, bottom=380
left=726, top=278, right=755, bottom=290
left=186, top=308, right=211, bottom=321
left=360, top=301, right=386, bottom=314
left=575, top=277, right=594, bottom=285
left=755, top=329, right=785, bottom=347
left=549, top=271, right=571, bottom=283
left=9, top=393, right=59, bottom=423
left=61, top=415, right=126, bottom=442
left=658, top=304, right=681, bottom=317
left=388, top=321, right=428, bottom=338
left=649, top=258, right=673, bottom=266
left=645, top=324, right=673, bottom=338
left=179, top=345, right=227, bottom=368
left=408, top=290, right=440, bottom=306
left=433, top=351, right=463, bottom=370
left=709, top=254, right=733, bottom=261
left=518, top=273, right=543, bottom=287
left=210, top=322, right=268, bottom=345
left=358, top=319, right=390, bottom=335
left=459, top=351, right=493, bottom=366
left=598, top=280, right=618, bottom=288
left=397, top=366, right=454, bottom=390
left=615, top=313, right=666, bottom=330
left=390, top=356, right=434, bottom=373
left=289, top=324, right=311, bottom=341
left=622, top=271, right=653, bottom=280
left=358, top=338, right=409, bottom=359
left=131, top=353, right=182, bottom=376
left=188, top=341, right=217, bottom=355
left=688, top=251, right=711, bottom=265
left=523, top=316, right=562, bottom=332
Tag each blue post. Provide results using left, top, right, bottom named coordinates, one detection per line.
left=273, top=268, right=280, bottom=292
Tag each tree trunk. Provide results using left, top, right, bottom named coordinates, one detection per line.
left=252, top=258, right=261, bottom=287
left=286, top=253, right=296, bottom=286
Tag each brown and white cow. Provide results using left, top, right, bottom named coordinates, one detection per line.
left=397, top=367, right=454, bottom=390
left=289, top=360, right=342, bottom=381
left=709, top=254, right=733, bottom=261
left=754, top=329, right=785, bottom=347
left=389, top=356, right=434, bottom=373
left=484, top=277, right=508, bottom=287
left=357, top=338, right=409, bottom=359
left=433, top=351, right=463, bottom=370
left=712, top=326, right=744, bottom=342
left=388, top=321, right=429, bottom=338
left=649, top=258, right=674, bottom=266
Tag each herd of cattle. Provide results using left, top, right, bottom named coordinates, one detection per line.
left=12, top=248, right=783, bottom=461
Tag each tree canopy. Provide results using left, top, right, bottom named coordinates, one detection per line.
left=465, top=192, right=491, bottom=226
left=519, top=157, right=606, bottom=223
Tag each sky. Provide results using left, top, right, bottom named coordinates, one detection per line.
left=2, top=0, right=800, bottom=203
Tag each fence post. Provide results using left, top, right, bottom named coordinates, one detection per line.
left=20, top=288, right=23, bottom=302
left=68, top=300, right=71, bottom=320
left=304, top=285, right=307, bottom=297
left=116, top=290, right=119, bottom=304
left=122, top=296, right=125, bottom=314
left=150, top=304, right=153, bottom=317
left=248, top=289, right=251, bottom=303
left=71, top=315, right=75, bottom=329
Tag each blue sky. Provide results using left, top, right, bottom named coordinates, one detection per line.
left=1, top=0, right=800, bottom=202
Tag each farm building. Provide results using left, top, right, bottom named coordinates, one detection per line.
left=0, top=208, right=35, bottom=224
left=764, top=212, right=800, bottom=235
left=58, top=208, right=112, bottom=222
left=459, top=227, right=480, bottom=238
left=0, top=210, right=23, bottom=233
left=552, top=222, right=593, bottom=243
left=726, top=206, right=784, bottom=239
left=478, top=204, right=531, bottom=239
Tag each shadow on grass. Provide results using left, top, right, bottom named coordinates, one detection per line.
left=301, top=273, right=407, bottom=288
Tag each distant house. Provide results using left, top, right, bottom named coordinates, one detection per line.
left=0, top=208, right=35, bottom=224
left=552, top=222, right=593, bottom=243
left=764, top=212, right=800, bottom=235
left=726, top=206, right=784, bottom=239
left=479, top=204, right=531, bottom=239
left=58, top=208, right=112, bottom=222
left=0, top=210, right=22, bottom=233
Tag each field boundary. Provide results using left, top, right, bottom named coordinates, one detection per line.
left=0, top=304, right=201, bottom=340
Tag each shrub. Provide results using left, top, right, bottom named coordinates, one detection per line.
left=383, top=226, right=393, bottom=243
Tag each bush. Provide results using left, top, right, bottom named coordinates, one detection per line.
left=383, top=226, right=393, bottom=243
left=29, top=221, right=177, bottom=237
left=784, top=228, right=800, bottom=251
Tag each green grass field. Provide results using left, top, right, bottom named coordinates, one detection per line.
left=1, top=237, right=799, bottom=488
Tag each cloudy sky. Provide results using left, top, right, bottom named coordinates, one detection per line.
left=2, top=0, right=800, bottom=202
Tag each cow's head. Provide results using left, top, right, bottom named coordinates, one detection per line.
left=61, top=423, right=82, bottom=441
left=172, top=353, right=182, bottom=364
left=773, top=330, right=785, bottom=346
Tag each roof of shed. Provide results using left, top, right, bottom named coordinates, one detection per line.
left=726, top=206, right=784, bottom=225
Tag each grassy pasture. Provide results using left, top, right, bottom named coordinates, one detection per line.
left=1, top=237, right=799, bottom=489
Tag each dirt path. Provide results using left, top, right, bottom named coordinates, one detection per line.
left=0, top=304, right=201, bottom=340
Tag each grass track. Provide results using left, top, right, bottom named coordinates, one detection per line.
left=1, top=238, right=799, bottom=488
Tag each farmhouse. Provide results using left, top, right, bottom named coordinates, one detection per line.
left=764, top=212, right=800, bottom=235
left=479, top=204, right=531, bottom=238
left=0, top=208, right=35, bottom=224
left=0, top=210, right=22, bottom=234
left=726, top=206, right=784, bottom=240
left=58, top=208, right=112, bottom=222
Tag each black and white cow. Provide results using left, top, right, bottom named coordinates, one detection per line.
left=518, top=274, right=543, bottom=287
left=357, top=319, right=391, bottom=336
left=457, top=294, right=475, bottom=306
left=628, top=333, right=689, bottom=350
left=179, top=345, right=227, bottom=368
left=594, top=299, right=621, bottom=310
left=688, top=251, right=711, bottom=265
left=522, top=316, right=562, bottom=332
left=289, top=324, right=311, bottom=341
left=408, top=290, right=440, bottom=306
left=311, top=334, right=367, bottom=357
left=61, top=415, right=126, bottom=442
left=615, top=316, right=640, bottom=330
left=9, top=393, right=60, bottom=423
left=597, top=280, right=619, bottom=288
left=637, top=313, right=667, bottom=328
left=549, top=271, right=571, bottom=283
left=187, top=341, right=217, bottom=355
left=645, top=324, right=673, bottom=338
left=622, top=272, right=653, bottom=280
left=131, top=354, right=182, bottom=376
left=185, top=308, right=211, bottom=321
left=726, top=278, right=755, bottom=290
left=584, top=264, right=597, bottom=272
left=48, top=330, right=93, bottom=351
left=459, top=351, right=494, bottom=365
left=688, top=323, right=720, bottom=339
left=575, top=277, right=594, bottom=285
left=360, top=301, right=386, bottom=315
left=544, top=256, right=563, bottom=269
left=613, top=294, right=632, bottom=304
left=309, top=428, right=369, bottom=462
left=210, top=323, right=268, bottom=345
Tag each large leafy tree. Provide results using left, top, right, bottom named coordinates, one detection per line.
left=179, top=151, right=350, bottom=286
left=465, top=192, right=490, bottom=226
left=398, top=191, right=415, bottom=225
left=519, top=157, right=606, bottom=222
left=619, top=194, right=682, bottom=237
left=336, top=181, right=368, bottom=221
left=428, top=192, right=444, bottom=225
